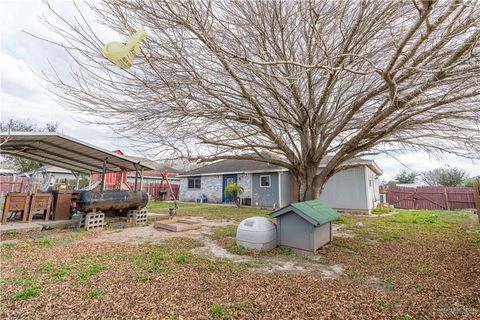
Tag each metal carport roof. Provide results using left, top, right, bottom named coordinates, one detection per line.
left=0, top=132, right=155, bottom=174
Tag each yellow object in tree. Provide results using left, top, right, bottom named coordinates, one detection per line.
left=103, top=30, right=147, bottom=69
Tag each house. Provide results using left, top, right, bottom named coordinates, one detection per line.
left=270, top=200, right=340, bottom=254
left=178, top=157, right=382, bottom=213
left=91, top=151, right=181, bottom=188
left=121, top=154, right=181, bottom=185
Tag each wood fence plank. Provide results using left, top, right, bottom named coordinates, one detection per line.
left=388, top=185, right=476, bottom=210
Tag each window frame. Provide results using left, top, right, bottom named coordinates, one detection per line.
left=259, top=175, right=271, bottom=188
left=187, top=176, right=201, bottom=189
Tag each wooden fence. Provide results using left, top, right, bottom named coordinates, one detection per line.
left=0, top=176, right=80, bottom=195
left=1, top=176, right=180, bottom=200
left=474, top=179, right=480, bottom=213
left=387, top=185, right=476, bottom=210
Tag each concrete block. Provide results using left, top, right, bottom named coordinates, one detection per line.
left=127, top=208, right=148, bottom=225
left=84, top=212, right=104, bottom=230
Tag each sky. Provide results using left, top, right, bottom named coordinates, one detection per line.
left=0, top=0, right=479, bottom=181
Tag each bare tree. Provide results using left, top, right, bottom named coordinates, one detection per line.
left=36, top=0, right=480, bottom=201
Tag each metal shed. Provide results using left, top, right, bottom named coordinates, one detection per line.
left=269, top=200, right=340, bottom=254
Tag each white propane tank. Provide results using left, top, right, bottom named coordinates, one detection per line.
left=236, top=217, right=277, bottom=250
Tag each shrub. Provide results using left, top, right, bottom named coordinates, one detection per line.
left=372, top=207, right=394, bottom=215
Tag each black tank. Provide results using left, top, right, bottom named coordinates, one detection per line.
left=76, top=190, right=148, bottom=212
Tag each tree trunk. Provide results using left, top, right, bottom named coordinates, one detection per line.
left=295, top=164, right=331, bottom=202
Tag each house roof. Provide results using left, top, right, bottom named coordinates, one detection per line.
left=179, top=156, right=382, bottom=177
left=179, top=159, right=284, bottom=177
left=270, top=200, right=340, bottom=226
left=122, top=155, right=181, bottom=174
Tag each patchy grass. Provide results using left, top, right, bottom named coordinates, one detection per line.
left=87, top=289, right=105, bottom=299
left=210, top=304, right=230, bottom=319
left=54, top=267, right=71, bottom=281
left=174, top=253, right=190, bottom=264
left=334, top=216, right=352, bottom=224
left=148, top=202, right=270, bottom=221
left=341, top=209, right=472, bottom=242
left=79, top=263, right=103, bottom=282
left=1, top=208, right=479, bottom=319
left=15, top=288, right=40, bottom=300
left=279, top=247, right=292, bottom=256
left=32, top=239, right=57, bottom=247
left=39, top=262, right=54, bottom=272
left=0, top=243, right=16, bottom=249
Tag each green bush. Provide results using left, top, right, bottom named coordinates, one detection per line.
left=372, top=207, right=394, bottom=215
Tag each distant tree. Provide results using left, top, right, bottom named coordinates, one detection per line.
left=463, top=179, right=476, bottom=188
left=394, top=170, right=417, bottom=184
left=421, top=167, right=467, bottom=187
left=0, top=119, right=59, bottom=173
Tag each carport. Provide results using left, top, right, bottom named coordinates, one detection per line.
left=0, top=132, right=154, bottom=191
left=1, top=132, right=155, bottom=227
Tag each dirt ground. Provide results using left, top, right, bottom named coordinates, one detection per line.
left=86, top=216, right=233, bottom=245
left=1, top=210, right=479, bottom=319
left=84, top=216, right=350, bottom=276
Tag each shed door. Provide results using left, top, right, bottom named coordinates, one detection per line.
left=222, top=175, right=237, bottom=203
left=279, top=212, right=311, bottom=251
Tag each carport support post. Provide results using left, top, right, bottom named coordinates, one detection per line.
left=119, top=170, right=125, bottom=190
left=139, top=167, right=144, bottom=192
left=100, top=158, right=108, bottom=192
left=134, top=163, right=139, bottom=191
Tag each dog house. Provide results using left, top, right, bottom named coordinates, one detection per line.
left=236, top=216, right=277, bottom=250
left=269, top=200, right=340, bottom=254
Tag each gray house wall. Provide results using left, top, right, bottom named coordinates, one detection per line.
left=365, top=167, right=380, bottom=209
left=318, top=166, right=369, bottom=211
left=179, top=164, right=380, bottom=211
left=179, top=175, right=223, bottom=203
left=252, top=172, right=279, bottom=208
left=237, top=173, right=252, bottom=198
left=279, top=172, right=291, bottom=208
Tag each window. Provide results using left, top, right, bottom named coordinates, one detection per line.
left=260, top=175, right=271, bottom=187
left=188, top=176, right=201, bottom=189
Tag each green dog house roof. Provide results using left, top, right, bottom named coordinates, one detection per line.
left=269, top=200, right=340, bottom=226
